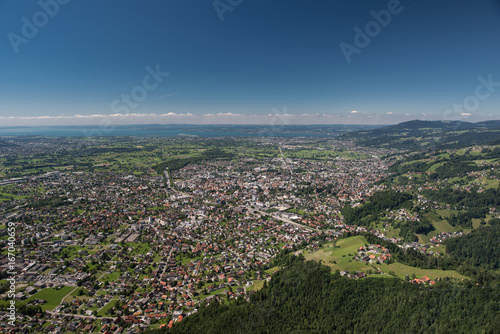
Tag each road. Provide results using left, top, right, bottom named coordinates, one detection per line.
left=278, top=143, right=294, bottom=178
left=46, top=311, right=115, bottom=321
left=165, top=169, right=192, bottom=198
left=161, top=246, right=175, bottom=276
left=164, top=166, right=318, bottom=233
left=248, top=206, right=320, bottom=232
left=61, top=286, right=79, bottom=304
left=164, top=169, right=173, bottom=189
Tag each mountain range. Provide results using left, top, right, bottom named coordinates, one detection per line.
left=343, top=119, right=500, bottom=150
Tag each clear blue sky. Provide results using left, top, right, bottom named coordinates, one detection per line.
left=1, top=0, right=499, bottom=125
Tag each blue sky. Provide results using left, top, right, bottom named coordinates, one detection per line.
left=1, top=0, right=500, bottom=126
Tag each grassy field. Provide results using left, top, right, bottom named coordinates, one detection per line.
left=0, top=191, right=27, bottom=203
left=70, top=287, right=84, bottom=296
left=246, top=280, right=265, bottom=292
left=477, top=177, right=499, bottom=189
left=26, top=286, right=75, bottom=311
left=305, top=236, right=373, bottom=273
left=416, top=212, right=457, bottom=243
left=177, top=254, right=204, bottom=265
left=428, top=213, right=455, bottom=233
left=430, top=244, right=446, bottom=255
left=265, top=266, right=279, bottom=275
left=304, top=236, right=468, bottom=281
left=377, top=262, right=468, bottom=281
left=385, top=227, right=401, bottom=238
left=56, top=245, right=98, bottom=261
left=100, top=271, right=122, bottom=282
left=427, top=162, right=445, bottom=172
left=97, top=298, right=118, bottom=316
left=128, top=242, right=152, bottom=255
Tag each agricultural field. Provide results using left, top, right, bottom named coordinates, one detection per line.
left=0, top=136, right=376, bottom=183
left=0, top=185, right=27, bottom=203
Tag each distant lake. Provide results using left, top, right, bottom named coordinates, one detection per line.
left=0, top=124, right=383, bottom=138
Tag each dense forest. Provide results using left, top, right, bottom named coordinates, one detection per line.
left=394, top=215, right=435, bottom=242
left=341, top=190, right=413, bottom=225
left=423, top=187, right=500, bottom=209
left=147, top=256, right=499, bottom=334
left=445, top=225, right=500, bottom=270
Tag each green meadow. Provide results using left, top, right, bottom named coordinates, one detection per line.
left=25, top=286, right=75, bottom=311
left=304, top=236, right=468, bottom=281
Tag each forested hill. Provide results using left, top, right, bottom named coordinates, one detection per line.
left=147, top=256, right=499, bottom=334
left=445, top=225, right=500, bottom=271
left=341, top=120, right=500, bottom=150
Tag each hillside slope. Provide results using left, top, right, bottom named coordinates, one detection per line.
left=342, top=120, right=500, bottom=150
left=148, top=256, right=500, bottom=334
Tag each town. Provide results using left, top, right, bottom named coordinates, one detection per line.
left=0, top=136, right=498, bottom=333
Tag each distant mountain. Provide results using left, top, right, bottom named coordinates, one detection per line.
left=385, top=120, right=474, bottom=131
left=386, top=119, right=500, bottom=131
left=342, top=119, right=500, bottom=150
left=474, top=120, right=500, bottom=128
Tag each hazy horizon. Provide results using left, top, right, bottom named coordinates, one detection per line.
left=1, top=118, right=500, bottom=129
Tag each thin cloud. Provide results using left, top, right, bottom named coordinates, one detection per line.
left=147, top=92, right=180, bottom=101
